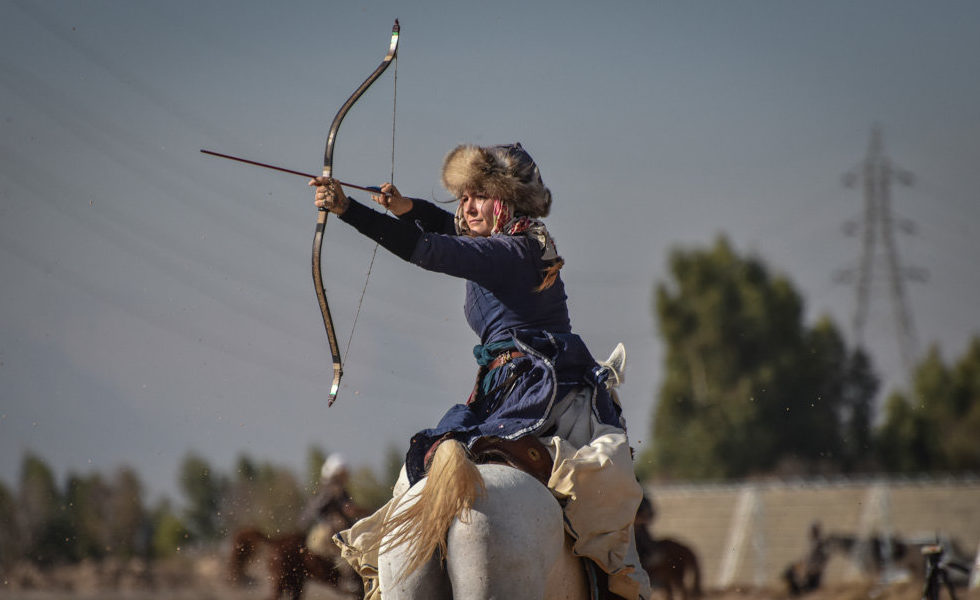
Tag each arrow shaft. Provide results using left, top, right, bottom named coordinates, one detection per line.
left=200, top=149, right=385, bottom=195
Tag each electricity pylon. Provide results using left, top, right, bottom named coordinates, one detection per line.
left=836, top=125, right=925, bottom=377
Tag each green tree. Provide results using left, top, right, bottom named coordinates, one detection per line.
left=106, top=467, right=148, bottom=558
left=306, top=445, right=328, bottom=491
left=18, top=453, right=73, bottom=565
left=642, top=236, right=878, bottom=480
left=150, top=499, right=189, bottom=557
left=348, top=445, right=404, bottom=512
left=0, top=481, right=20, bottom=567
left=221, top=453, right=305, bottom=535
left=252, top=465, right=305, bottom=532
left=178, top=452, right=224, bottom=542
left=798, top=319, right=878, bottom=470
left=64, top=473, right=110, bottom=561
left=876, top=336, right=980, bottom=472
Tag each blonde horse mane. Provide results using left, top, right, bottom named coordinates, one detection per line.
left=380, top=439, right=487, bottom=579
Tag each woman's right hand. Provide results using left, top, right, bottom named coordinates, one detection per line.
left=371, top=182, right=412, bottom=216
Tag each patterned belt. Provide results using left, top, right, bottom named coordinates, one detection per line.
left=487, top=350, right=526, bottom=371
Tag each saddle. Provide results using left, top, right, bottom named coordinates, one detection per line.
left=469, top=435, right=553, bottom=485
left=421, top=433, right=553, bottom=488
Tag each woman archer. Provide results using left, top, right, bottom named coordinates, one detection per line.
left=311, top=142, right=650, bottom=600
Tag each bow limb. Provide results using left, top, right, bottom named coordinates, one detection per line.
left=314, top=20, right=400, bottom=406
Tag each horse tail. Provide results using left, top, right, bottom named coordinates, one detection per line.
left=381, top=439, right=487, bottom=579
left=228, top=527, right=269, bottom=585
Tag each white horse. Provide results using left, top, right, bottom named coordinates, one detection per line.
left=376, top=441, right=592, bottom=600
left=375, top=345, right=633, bottom=599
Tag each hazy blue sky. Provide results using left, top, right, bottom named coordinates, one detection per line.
left=2, top=0, right=978, bottom=502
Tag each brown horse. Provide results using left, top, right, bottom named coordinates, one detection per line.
left=641, top=538, right=703, bottom=600
left=635, top=496, right=702, bottom=600
left=228, top=527, right=362, bottom=600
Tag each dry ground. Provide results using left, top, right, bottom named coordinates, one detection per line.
left=1, top=553, right=976, bottom=600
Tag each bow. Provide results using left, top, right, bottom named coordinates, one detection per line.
left=314, top=20, right=400, bottom=406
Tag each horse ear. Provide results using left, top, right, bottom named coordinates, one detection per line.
left=600, top=343, right=627, bottom=388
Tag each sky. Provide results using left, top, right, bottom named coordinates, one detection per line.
left=2, top=0, right=978, bottom=503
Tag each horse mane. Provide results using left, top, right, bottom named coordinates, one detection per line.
left=380, top=439, right=487, bottom=579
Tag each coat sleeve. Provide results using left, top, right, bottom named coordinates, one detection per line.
left=399, top=199, right=456, bottom=234
left=339, top=197, right=422, bottom=261
left=340, top=198, right=541, bottom=290
left=411, top=233, right=539, bottom=290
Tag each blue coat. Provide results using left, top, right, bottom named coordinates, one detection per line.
left=401, top=206, right=623, bottom=484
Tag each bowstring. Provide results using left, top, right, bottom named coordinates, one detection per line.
left=342, top=55, right=397, bottom=364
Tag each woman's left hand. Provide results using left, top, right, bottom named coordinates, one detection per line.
left=310, top=177, right=349, bottom=215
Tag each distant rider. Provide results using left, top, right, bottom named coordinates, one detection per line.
left=302, top=454, right=362, bottom=557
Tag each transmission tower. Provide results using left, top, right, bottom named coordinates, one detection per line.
left=836, top=125, right=925, bottom=377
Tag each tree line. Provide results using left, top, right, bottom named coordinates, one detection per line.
left=637, top=236, right=980, bottom=480
left=3, top=236, right=977, bottom=568
left=0, top=446, right=402, bottom=570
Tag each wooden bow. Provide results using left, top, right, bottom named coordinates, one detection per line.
left=315, top=20, right=400, bottom=405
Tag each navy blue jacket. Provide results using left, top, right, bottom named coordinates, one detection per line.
left=341, top=198, right=623, bottom=483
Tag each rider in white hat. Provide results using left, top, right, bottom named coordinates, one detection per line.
left=302, top=453, right=360, bottom=557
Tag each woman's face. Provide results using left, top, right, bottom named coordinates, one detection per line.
left=459, top=190, right=497, bottom=237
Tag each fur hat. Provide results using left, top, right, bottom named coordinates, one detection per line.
left=441, top=143, right=552, bottom=218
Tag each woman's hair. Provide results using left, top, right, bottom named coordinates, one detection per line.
left=535, top=258, right=564, bottom=292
